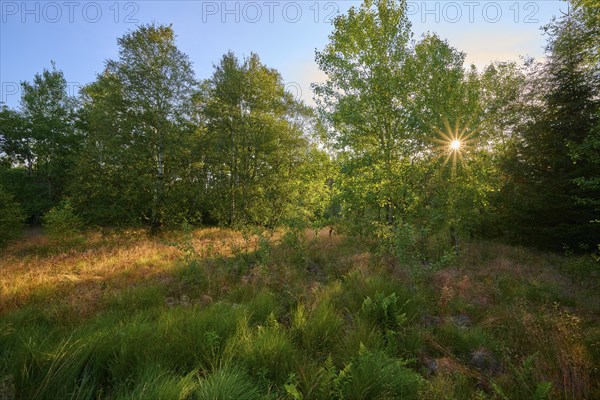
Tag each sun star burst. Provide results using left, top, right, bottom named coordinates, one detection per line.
left=431, top=117, right=479, bottom=174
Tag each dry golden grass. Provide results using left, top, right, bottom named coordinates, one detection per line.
left=0, top=227, right=345, bottom=316
left=1, top=233, right=172, bottom=314
left=0, top=227, right=267, bottom=315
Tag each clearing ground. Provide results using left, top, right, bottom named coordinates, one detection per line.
left=1, top=228, right=598, bottom=399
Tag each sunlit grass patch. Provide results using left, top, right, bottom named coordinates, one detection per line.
left=0, top=238, right=178, bottom=314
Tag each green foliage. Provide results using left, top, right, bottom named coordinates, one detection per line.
left=159, top=304, right=244, bottom=372
left=496, top=6, right=600, bottom=250
left=284, top=348, right=423, bottom=400
left=0, top=63, right=81, bottom=222
left=492, top=354, right=552, bottom=400
left=169, top=221, right=202, bottom=268
left=103, top=285, right=166, bottom=312
left=389, top=223, right=419, bottom=263
left=3, top=1, right=600, bottom=397
left=315, top=0, right=494, bottom=263
left=360, top=292, right=407, bottom=331
left=0, top=0, right=595, bottom=260
left=115, top=366, right=197, bottom=400
left=0, top=185, right=25, bottom=246
left=432, top=323, right=489, bottom=358
left=200, top=51, right=328, bottom=227
left=196, top=367, right=262, bottom=400
left=336, top=345, right=423, bottom=400
left=2, top=304, right=248, bottom=399
left=245, top=290, right=283, bottom=324
left=228, top=316, right=298, bottom=384
left=291, top=301, right=343, bottom=355
left=1, top=234, right=598, bottom=399
left=335, top=317, right=384, bottom=363
left=558, top=250, right=600, bottom=280
left=42, top=200, right=82, bottom=244
left=280, top=228, right=310, bottom=267
left=72, top=23, right=199, bottom=228
left=335, top=272, right=417, bottom=318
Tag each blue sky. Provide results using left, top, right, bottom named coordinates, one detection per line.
left=1, top=1, right=569, bottom=107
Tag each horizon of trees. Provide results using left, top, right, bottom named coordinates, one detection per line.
left=1, top=0, right=598, bottom=256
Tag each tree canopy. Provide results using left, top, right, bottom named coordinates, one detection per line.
left=0, top=1, right=597, bottom=256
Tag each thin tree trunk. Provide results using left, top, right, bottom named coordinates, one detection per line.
left=152, top=127, right=165, bottom=233
left=450, top=225, right=459, bottom=256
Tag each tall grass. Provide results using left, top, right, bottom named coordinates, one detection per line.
left=1, top=230, right=598, bottom=399
left=196, top=366, right=261, bottom=400
left=291, top=301, right=343, bottom=356
left=227, top=315, right=298, bottom=385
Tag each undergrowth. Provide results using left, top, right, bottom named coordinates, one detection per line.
left=0, top=228, right=598, bottom=399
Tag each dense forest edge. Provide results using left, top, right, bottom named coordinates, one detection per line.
left=1, top=0, right=599, bottom=399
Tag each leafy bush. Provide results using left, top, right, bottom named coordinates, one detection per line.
left=391, top=222, right=420, bottom=263
left=0, top=185, right=25, bottom=247
left=42, top=200, right=82, bottom=244
left=559, top=252, right=600, bottom=280
left=280, top=228, right=309, bottom=267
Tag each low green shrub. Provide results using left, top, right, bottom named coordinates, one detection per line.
left=335, top=317, right=383, bottom=363
left=337, top=273, right=416, bottom=317
left=42, top=200, right=82, bottom=245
